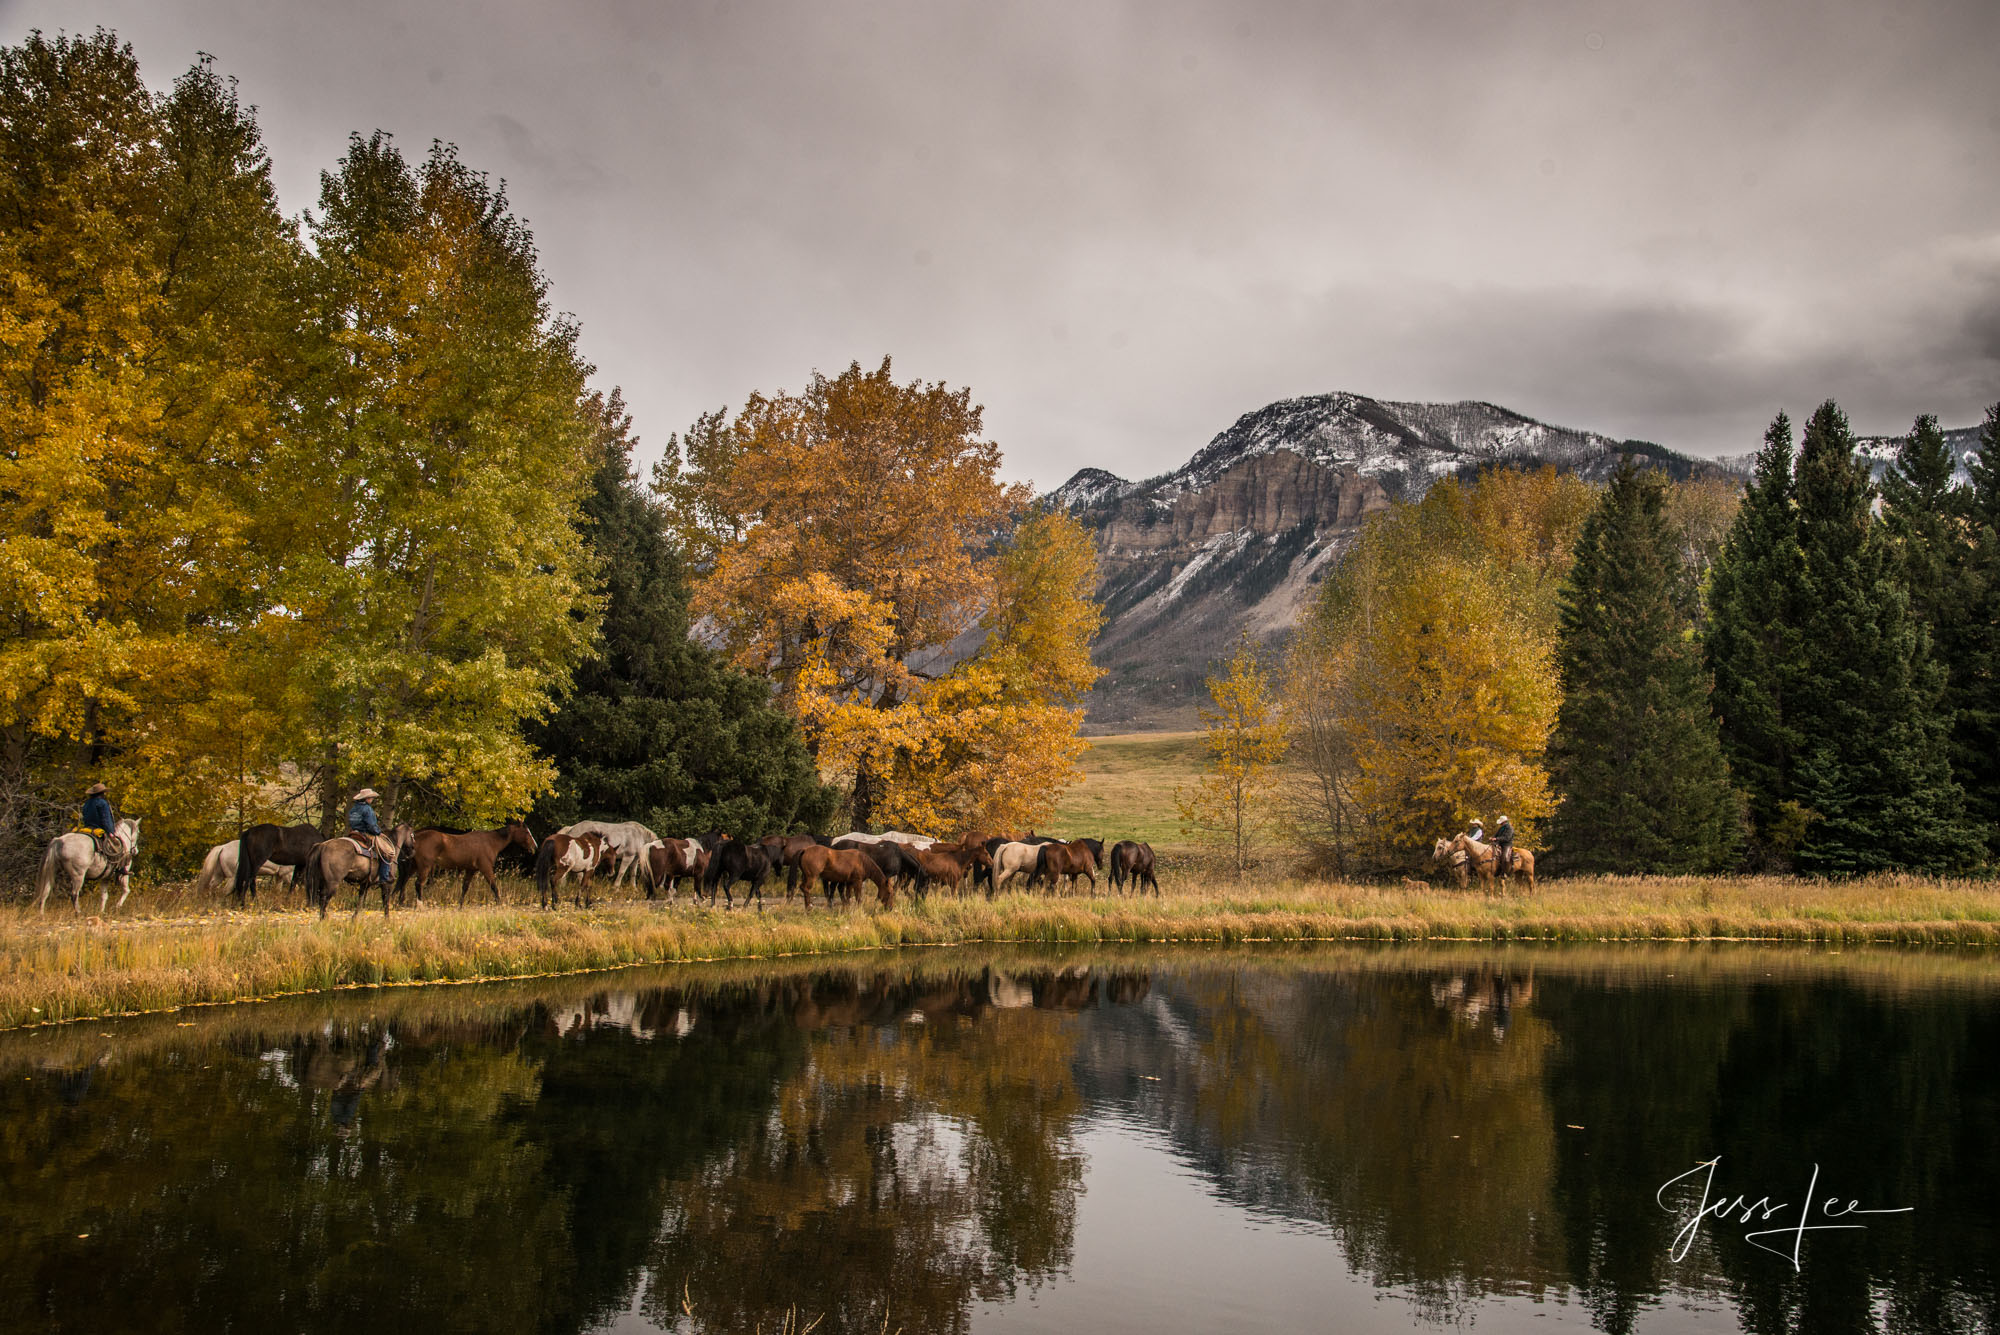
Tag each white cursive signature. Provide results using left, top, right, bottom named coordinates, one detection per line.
left=1656, top=1158, right=1913, bottom=1271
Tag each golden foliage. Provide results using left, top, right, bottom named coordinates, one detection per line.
left=659, top=360, right=1101, bottom=832
left=1291, top=468, right=1595, bottom=868
left=1177, top=636, right=1287, bottom=874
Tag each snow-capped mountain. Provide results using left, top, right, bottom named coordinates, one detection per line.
left=1052, top=391, right=1720, bottom=729
left=1853, top=425, right=1984, bottom=484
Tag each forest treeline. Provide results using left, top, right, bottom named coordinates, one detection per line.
left=1280, top=405, right=2000, bottom=877
left=0, top=31, right=1101, bottom=884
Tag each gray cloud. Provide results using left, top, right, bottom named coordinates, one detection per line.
left=14, top=0, right=2000, bottom=484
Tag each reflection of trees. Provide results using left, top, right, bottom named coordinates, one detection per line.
left=644, top=967, right=1113, bottom=1334
left=0, top=1018, right=571, bottom=1334
left=1108, top=966, right=1563, bottom=1322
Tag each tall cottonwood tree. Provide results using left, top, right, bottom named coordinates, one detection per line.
left=658, top=358, right=1098, bottom=831
left=1547, top=459, right=1739, bottom=873
left=276, top=134, right=601, bottom=829
left=0, top=33, right=304, bottom=870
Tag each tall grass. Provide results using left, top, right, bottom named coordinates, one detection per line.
left=3, top=872, right=1996, bottom=1030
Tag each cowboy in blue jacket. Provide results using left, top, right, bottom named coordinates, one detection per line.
left=80, top=783, right=116, bottom=842
left=346, top=788, right=395, bottom=890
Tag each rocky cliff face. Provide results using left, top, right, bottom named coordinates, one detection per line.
left=1054, top=391, right=1717, bottom=730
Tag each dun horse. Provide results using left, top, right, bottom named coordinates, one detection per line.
left=308, top=824, right=416, bottom=917
left=1434, top=833, right=1536, bottom=891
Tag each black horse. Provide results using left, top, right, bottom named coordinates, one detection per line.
left=232, top=823, right=324, bottom=905
left=1108, top=840, right=1159, bottom=894
left=701, top=839, right=775, bottom=911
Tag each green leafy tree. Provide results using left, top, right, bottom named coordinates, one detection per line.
left=1704, top=414, right=1809, bottom=865
left=275, top=134, right=602, bottom=830
left=1548, top=458, right=1739, bottom=872
left=1787, top=401, right=1979, bottom=875
left=528, top=391, right=839, bottom=835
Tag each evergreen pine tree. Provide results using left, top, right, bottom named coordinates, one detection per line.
left=1878, top=414, right=1963, bottom=634
left=529, top=392, right=839, bottom=836
left=1704, top=414, right=1807, bottom=862
left=1789, top=401, right=1979, bottom=875
left=1953, top=402, right=2000, bottom=848
left=1548, top=459, right=1739, bottom=872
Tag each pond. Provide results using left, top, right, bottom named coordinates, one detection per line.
left=1, top=944, right=1995, bottom=1333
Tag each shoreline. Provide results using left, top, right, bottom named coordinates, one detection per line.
left=4, top=875, right=1997, bottom=1030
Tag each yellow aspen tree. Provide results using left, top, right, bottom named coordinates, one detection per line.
left=1177, top=635, right=1287, bottom=876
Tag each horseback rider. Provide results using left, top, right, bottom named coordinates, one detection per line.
left=79, top=782, right=117, bottom=850
left=1492, top=815, right=1515, bottom=875
left=346, top=789, right=396, bottom=894
left=1467, top=818, right=1486, bottom=845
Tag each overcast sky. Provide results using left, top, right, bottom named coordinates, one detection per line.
left=8, top=0, right=1998, bottom=484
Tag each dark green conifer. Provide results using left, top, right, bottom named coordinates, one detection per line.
left=1704, top=414, right=1807, bottom=863
left=529, top=392, right=839, bottom=836
left=1952, top=403, right=2000, bottom=849
left=1549, top=459, right=1739, bottom=872
left=1788, top=402, right=1979, bottom=875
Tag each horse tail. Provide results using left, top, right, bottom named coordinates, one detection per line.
left=34, top=841, right=60, bottom=910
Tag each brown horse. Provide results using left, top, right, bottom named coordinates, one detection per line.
left=794, top=845, right=893, bottom=909
left=536, top=831, right=610, bottom=909
left=404, top=820, right=539, bottom=906
left=1032, top=840, right=1099, bottom=894
left=904, top=844, right=975, bottom=897
left=309, top=825, right=416, bottom=918
left=1436, top=833, right=1536, bottom=891
left=641, top=838, right=708, bottom=899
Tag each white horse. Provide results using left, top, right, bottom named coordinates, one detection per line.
left=832, top=830, right=936, bottom=850
left=557, top=820, right=660, bottom=892
left=194, top=840, right=295, bottom=898
left=35, top=818, right=142, bottom=913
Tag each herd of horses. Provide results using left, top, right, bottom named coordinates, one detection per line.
left=203, top=817, right=1165, bottom=917
left=31, top=813, right=1536, bottom=916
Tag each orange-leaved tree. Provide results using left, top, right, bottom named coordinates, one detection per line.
left=1177, top=635, right=1287, bottom=876
left=657, top=358, right=1105, bottom=830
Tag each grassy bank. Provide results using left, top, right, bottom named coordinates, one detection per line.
left=5, top=873, right=1999, bottom=1029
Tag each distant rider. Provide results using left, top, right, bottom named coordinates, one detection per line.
left=346, top=788, right=396, bottom=895
left=79, top=782, right=116, bottom=848
left=1492, top=815, right=1515, bottom=876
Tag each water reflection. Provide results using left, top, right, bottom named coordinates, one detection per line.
left=0, top=949, right=1994, bottom=1334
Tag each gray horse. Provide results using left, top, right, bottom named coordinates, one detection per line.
left=35, top=818, right=142, bottom=913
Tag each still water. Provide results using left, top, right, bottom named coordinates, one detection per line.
left=1, top=945, right=1995, bottom=1334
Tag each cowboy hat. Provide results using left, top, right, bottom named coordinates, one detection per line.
left=352, top=788, right=380, bottom=801
left=86, top=782, right=107, bottom=795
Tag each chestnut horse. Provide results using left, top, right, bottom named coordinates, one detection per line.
left=1032, top=840, right=1099, bottom=894
left=904, top=843, right=976, bottom=897
left=794, top=845, right=893, bottom=909
left=403, top=820, right=539, bottom=906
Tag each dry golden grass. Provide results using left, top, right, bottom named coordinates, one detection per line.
left=4, top=869, right=1998, bottom=1030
